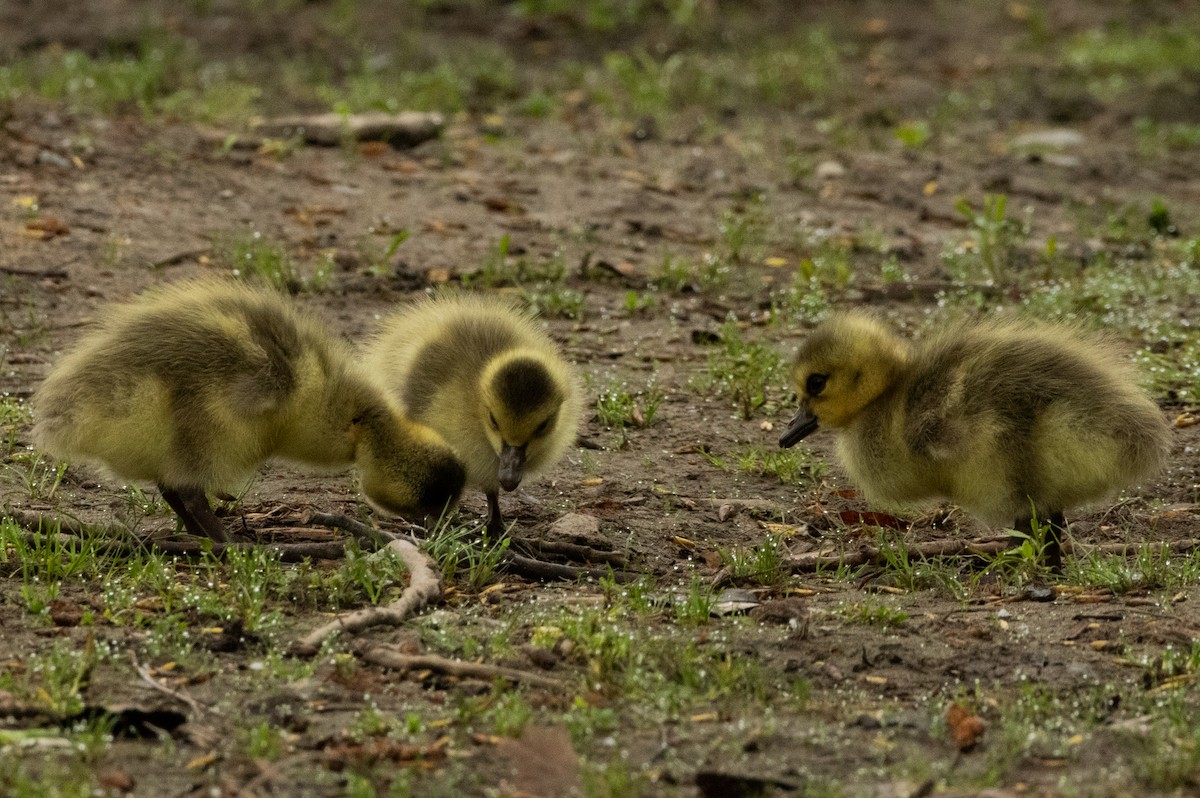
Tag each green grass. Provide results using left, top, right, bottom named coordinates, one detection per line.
left=690, top=320, right=784, bottom=420
left=837, top=599, right=909, bottom=628
left=592, top=27, right=845, bottom=122
left=732, top=443, right=827, bottom=485
left=943, top=193, right=1029, bottom=285
left=594, top=377, right=665, bottom=431
left=1063, top=19, right=1200, bottom=94
left=216, top=230, right=332, bottom=293
left=718, top=534, right=790, bottom=587
left=421, top=522, right=509, bottom=592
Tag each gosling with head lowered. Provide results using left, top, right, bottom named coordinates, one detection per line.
left=362, top=293, right=582, bottom=536
left=33, top=280, right=466, bottom=542
left=779, top=313, right=1171, bottom=569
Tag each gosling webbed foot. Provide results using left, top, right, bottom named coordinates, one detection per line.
left=160, top=484, right=229, bottom=543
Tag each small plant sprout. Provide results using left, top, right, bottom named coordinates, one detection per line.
left=691, top=320, right=784, bottom=419
left=219, top=230, right=331, bottom=293
left=595, top=377, right=665, bottom=431
left=719, top=534, right=790, bottom=587
left=838, top=599, right=909, bottom=628
left=365, top=228, right=411, bottom=277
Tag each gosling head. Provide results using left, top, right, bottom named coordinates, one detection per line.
left=479, top=351, right=567, bottom=492
left=780, top=314, right=910, bottom=448
left=355, top=412, right=466, bottom=521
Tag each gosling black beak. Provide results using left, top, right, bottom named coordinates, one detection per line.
left=499, top=443, right=526, bottom=492
left=779, top=406, right=819, bottom=448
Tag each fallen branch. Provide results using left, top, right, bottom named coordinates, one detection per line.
left=4, top=508, right=116, bottom=537
left=789, top=537, right=1200, bottom=572
left=151, top=539, right=351, bottom=561
left=0, top=265, right=70, bottom=279
left=129, top=652, right=206, bottom=717
left=150, top=248, right=210, bottom=269
left=4, top=509, right=376, bottom=560
left=502, top=552, right=639, bottom=583
left=508, top=535, right=626, bottom=567
left=253, top=111, right=443, bottom=148
left=1075, top=540, right=1200, bottom=558
left=360, top=645, right=565, bottom=691
left=293, top=539, right=443, bottom=656
left=304, top=510, right=405, bottom=549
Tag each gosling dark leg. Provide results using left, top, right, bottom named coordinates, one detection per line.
left=1044, top=511, right=1066, bottom=573
left=485, top=490, right=507, bottom=537
left=159, top=485, right=229, bottom=543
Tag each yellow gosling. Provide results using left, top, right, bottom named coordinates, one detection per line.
left=780, top=313, right=1172, bottom=568
left=33, top=280, right=465, bottom=541
left=362, top=293, right=583, bottom=535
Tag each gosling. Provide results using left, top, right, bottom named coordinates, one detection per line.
left=362, top=293, right=583, bottom=536
left=32, top=280, right=466, bottom=542
left=779, top=313, right=1171, bottom=569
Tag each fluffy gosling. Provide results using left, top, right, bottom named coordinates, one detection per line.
left=779, top=313, right=1171, bottom=568
left=32, top=280, right=465, bottom=541
left=362, top=293, right=582, bottom=535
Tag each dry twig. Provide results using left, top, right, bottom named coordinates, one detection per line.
left=129, top=652, right=206, bottom=717
left=502, top=552, right=638, bottom=583
left=360, top=645, right=565, bottom=690
left=293, top=539, right=443, bottom=656
left=508, top=535, right=626, bottom=567
left=789, top=537, right=1200, bottom=572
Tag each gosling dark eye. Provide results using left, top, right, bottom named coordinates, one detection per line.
left=534, top=418, right=551, bottom=436
left=805, top=373, right=828, bottom=397
left=489, top=412, right=500, bottom=431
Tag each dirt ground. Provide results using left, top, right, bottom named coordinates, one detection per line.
left=3, top=1, right=1200, bottom=796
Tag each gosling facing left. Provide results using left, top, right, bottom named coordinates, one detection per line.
left=32, top=280, right=466, bottom=541
left=780, top=313, right=1172, bottom=568
left=362, top=293, right=583, bottom=535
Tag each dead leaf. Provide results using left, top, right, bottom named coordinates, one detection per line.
left=945, top=702, right=986, bottom=751
left=25, top=217, right=70, bottom=238
left=425, top=267, right=452, bottom=284
left=1174, top=412, right=1198, bottom=428
left=48, top=599, right=84, bottom=627
left=97, top=768, right=135, bottom=792
left=359, top=140, right=391, bottom=158
left=483, top=196, right=523, bottom=214
left=186, top=752, right=219, bottom=771
left=495, top=726, right=582, bottom=798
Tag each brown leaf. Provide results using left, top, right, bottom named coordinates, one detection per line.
left=945, top=702, right=986, bottom=751
left=49, top=598, right=84, bottom=627
left=97, top=768, right=135, bottom=792
left=26, top=217, right=70, bottom=237
left=484, top=196, right=523, bottom=214
left=495, top=725, right=582, bottom=798
left=359, top=140, right=391, bottom=158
